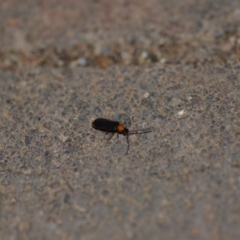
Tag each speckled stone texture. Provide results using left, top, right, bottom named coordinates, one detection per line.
left=1, top=0, right=240, bottom=240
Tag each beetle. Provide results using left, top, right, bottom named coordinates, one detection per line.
left=92, top=118, right=151, bottom=155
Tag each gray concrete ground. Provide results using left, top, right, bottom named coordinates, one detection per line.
left=1, top=1, right=240, bottom=239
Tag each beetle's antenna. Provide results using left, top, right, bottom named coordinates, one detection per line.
left=128, top=127, right=152, bottom=135
left=125, top=134, right=129, bottom=155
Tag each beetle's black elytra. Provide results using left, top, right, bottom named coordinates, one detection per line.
left=92, top=118, right=151, bottom=155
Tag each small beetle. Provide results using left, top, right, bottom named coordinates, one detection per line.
left=92, top=118, right=151, bottom=154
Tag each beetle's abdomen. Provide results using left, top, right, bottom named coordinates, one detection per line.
left=92, top=118, right=119, bottom=132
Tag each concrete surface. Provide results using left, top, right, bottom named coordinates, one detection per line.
left=0, top=0, right=240, bottom=240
